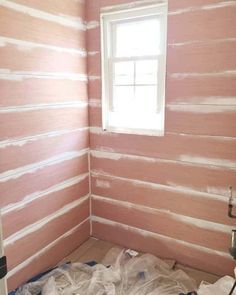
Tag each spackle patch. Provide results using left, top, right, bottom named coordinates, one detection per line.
left=96, top=179, right=111, bottom=189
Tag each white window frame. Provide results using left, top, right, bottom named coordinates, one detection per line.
left=100, top=0, right=168, bottom=136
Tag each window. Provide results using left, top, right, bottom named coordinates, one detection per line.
left=101, top=0, right=168, bottom=136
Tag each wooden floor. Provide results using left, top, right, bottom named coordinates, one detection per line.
left=61, top=237, right=220, bottom=287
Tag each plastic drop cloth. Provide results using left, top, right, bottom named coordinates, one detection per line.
left=15, top=247, right=236, bottom=295
left=198, top=276, right=236, bottom=295
left=15, top=247, right=197, bottom=295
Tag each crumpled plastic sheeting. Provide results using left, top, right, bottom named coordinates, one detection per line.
left=198, top=276, right=236, bottom=295
left=14, top=247, right=201, bottom=295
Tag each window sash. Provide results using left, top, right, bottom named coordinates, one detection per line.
left=101, top=1, right=167, bottom=135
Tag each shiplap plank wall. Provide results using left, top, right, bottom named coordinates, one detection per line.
left=87, top=0, right=236, bottom=276
left=0, top=0, right=89, bottom=291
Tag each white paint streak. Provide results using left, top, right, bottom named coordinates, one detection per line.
left=86, top=21, right=100, bottom=29
left=167, top=104, right=236, bottom=113
left=88, top=75, right=101, bottom=81
left=169, top=97, right=236, bottom=106
left=169, top=38, right=236, bottom=47
left=0, top=69, right=88, bottom=81
left=0, top=101, right=87, bottom=113
left=95, top=179, right=111, bottom=189
left=4, top=194, right=89, bottom=246
left=0, top=0, right=86, bottom=30
left=92, top=194, right=233, bottom=233
left=91, top=171, right=227, bottom=202
left=7, top=217, right=89, bottom=277
left=0, top=128, right=88, bottom=149
left=170, top=70, right=236, bottom=79
left=169, top=1, right=236, bottom=15
left=91, top=150, right=230, bottom=170
left=179, top=155, right=236, bottom=169
left=89, top=98, right=101, bottom=107
left=0, top=149, right=88, bottom=182
left=92, top=216, right=231, bottom=257
left=0, top=36, right=86, bottom=56
left=2, top=173, right=89, bottom=214
left=88, top=51, right=99, bottom=56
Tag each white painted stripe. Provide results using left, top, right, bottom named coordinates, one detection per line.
left=90, top=126, right=236, bottom=141
left=166, top=104, right=236, bottom=113
left=89, top=101, right=236, bottom=109
left=0, top=149, right=88, bottom=182
left=170, top=70, right=236, bottom=79
left=0, top=69, right=88, bottom=81
left=168, top=38, right=236, bottom=47
left=178, top=155, right=236, bottom=170
left=7, top=217, right=89, bottom=277
left=89, top=98, right=101, bottom=107
left=0, top=128, right=88, bottom=149
left=2, top=173, right=89, bottom=214
left=88, top=51, right=100, bottom=56
left=4, top=194, right=89, bottom=246
left=92, top=194, right=234, bottom=233
left=0, top=36, right=86, bottom=56
left=169, top=1, right=236, bottom=15
left=90, top=149, right=236, bottom=171
left=88, top=75, right=101, bottom=81
left=166, top=131, right=236, bottom=141
left=167, top=97, right=236, bottom=106
left=0, top=0, right=86, bottom=30
left=0, top=101, right=88, bottom=113
left=91, top=171, right=227, bottom=202
left=86, top=21, right=100, bottom=30
left=92, top=216, right=231, bottom=257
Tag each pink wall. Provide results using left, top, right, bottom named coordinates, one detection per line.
left=0, top=0, right=90, bottom=291
left=87, top=0, right=236, bottom=276
left=1, top=0, right=236, bottom=291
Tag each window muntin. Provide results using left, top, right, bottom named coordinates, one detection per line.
left=101, top=1, right=167, bottom=136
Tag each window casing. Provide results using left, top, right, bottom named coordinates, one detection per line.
left=101, top=1, right=167, bottom=136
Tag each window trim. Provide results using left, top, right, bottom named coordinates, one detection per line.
left=100, top=0, right=168, bottom=136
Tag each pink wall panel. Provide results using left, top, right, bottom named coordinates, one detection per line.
left=0, top=0, right=90, bottom=290
left=8, top=220, right=90, bottom=292
left=87, top=0, right=236, bottom=277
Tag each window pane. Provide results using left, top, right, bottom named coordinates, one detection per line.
left=115, top=18, right=160, bottom=57
left=113, top=86, right=134, bottom=112
left=136, top=60, right=158, bottom=85
left=114, top=61, right=134, bottom=85
left=135, top=86, right=157, bottom=113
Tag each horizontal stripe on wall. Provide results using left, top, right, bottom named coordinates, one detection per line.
left=0, top=106, right=88, bottom=140
left=91, top=173, right=235, bottom=226
left=0, top=7, right=86, bottom=49
left=90, top=150, right=236, bottom=196
left=0, top=153, right=88, bottom=208
left=168, top=6, right=236, bottom=43
left=89, top=105, right=236, bottom=137
left=167, top=76, right=236, bottom=104
left=0, top=129, right=88, bottom=173
left=92, top=217, right=235, bottom=276
left=90, top=127, right=236, bottom=168
left=92, top=195, right=232, bottom=252
left=5, top=196, right=89, bottom=270
left=7, top=219, right=90, bottom=292
left=12, top=0, right=85, bottom=20
left=86, top=0, right=232, bottom=21
left=3, top=175, right=89, bottom=238
left=0, top=78, right=87, bottom=107
left=168, top=0, right=232, bottom=11
left=0, top=0, right=85, bottom=30
left=167, top=41, right=236, bottom=73
left=0, top=42, right=87, bottom=74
